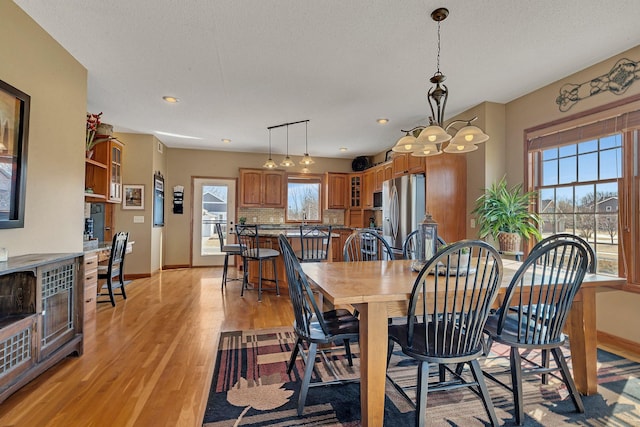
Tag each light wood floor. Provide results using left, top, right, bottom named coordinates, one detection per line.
left=0, top=266, right=294, bottom=427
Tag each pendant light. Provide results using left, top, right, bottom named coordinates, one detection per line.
left=280, top=125, right=295, bottom=167
left=263, top=128, right=277, bottom=169
left=299, top=121, right=314, bottom=165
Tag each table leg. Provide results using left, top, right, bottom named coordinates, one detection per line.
left=357, top=302, right=388, bottom=427
left=566, top=287, right=598, bottom=395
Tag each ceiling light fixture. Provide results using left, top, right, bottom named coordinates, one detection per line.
left=222, top=138, right=231, bottom=144
left=162, top=96, right=179, bottom=103
left=377, top=118, right=389, bottom=125
left=392, top=7, right=488, bottom=156
left=264, top=120, right=309, bottom=168
left=299, top=120, right=314, bottom=166
left=263, top=128, right=277, bottom=169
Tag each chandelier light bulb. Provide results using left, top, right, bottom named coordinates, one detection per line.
left=428, top=135, right=437, bottom=142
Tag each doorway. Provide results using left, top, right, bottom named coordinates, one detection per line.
left=192, top=178, right=236, bottom=267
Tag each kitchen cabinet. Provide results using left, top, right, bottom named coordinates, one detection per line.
left=85, top=139, right=123, bottom=203
left=362, top=169, right=374, bottom=209
left=392, top=153, right=425, bottom=177
left=0, top=254, right=83, bottom=404
left=83, top=253, right=98, bottom=324
left=374, top=162, right=391, bottom=192
left=325, top=173, right=348, bottom=209
left=349, top=173, right=362, bottom=208
left=331, top=229, right=354, bottom=262
left=239, top=168, right=285, bottom=208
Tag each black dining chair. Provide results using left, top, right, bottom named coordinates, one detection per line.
left=530, top=233, right=597, bottom=273
left=343, top=228, right=394, bottom=261
left=296, top=225, right=332, bottom=262
left=214, top=222, right=243, bottom=290
left=236, top=224, right=280, bottom=301
left=402, top=230, right=447, bottom=260
left=482, top=239, right=588, bottom=425
left=278, top=234, right=359, bottom=416
left=97, top=231, right=129, bottom=307
left=387, top=240, right=503, bottom=427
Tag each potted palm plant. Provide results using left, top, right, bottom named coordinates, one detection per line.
left=471, top=177, right=542, bottom=252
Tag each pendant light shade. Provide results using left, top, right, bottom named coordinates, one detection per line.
left=392, top=133, right=418, bottom=153
left=415, top=124, right=452, bottom=145
left=412, top=143, right=442, bottom=157
left=280, top=125, right=294, bottom=167
left=443, top=140, right=479, bottom=153
left=263, top=128, right=277, bottom=169
left=299, top=121, right=314, bottom=165
left=450, top=125, right=489, bottom=145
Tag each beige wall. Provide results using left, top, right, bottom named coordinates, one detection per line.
left=504, top=45, right=640, bottom=342
left=114, top=132, right=155, bottom=275
left=164, top=149, right=352, bottom=267
left=0, top=2, right=86, bottom=255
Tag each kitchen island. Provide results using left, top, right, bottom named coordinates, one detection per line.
left=237, top=225, right=352, bottom=292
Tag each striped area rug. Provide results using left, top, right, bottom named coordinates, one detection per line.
left=203, top=327, right=640, bottom=426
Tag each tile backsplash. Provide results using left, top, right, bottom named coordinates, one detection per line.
left=237, top=208, right=345, bottom=225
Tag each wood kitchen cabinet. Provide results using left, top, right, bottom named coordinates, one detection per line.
left=362, top=169, right=374, bottom=209
left=392, top=153, right=425, bottom=177
left=349, top=173, right=362, bottom=208
left=325, top=172, right=348, bottom=209
left=239, top=168, right=285, bottom=208
left=85, top=139, right=123, bottom=203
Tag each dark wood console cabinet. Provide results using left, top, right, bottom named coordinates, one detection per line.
left=0, top=253, right=83, bottom=403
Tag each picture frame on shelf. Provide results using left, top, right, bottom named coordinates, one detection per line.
left=0, top=79, right=30, bottom=229
left=122, top=184, right=144, bottom=210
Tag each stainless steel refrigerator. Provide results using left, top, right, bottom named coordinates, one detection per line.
left=382, top=174, right=426, bottom=254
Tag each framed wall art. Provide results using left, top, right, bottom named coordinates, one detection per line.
left=122, top=184, right=145, bottom=210
left=0, top=79, right=30, bottom=228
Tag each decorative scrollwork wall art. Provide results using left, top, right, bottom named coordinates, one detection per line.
left=556, top=57, right=640, bottom=112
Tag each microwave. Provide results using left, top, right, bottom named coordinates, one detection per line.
left=373, top=191, right=383, bottom=209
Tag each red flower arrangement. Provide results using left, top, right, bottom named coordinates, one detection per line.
left=86, top=112, right=103, bottom=151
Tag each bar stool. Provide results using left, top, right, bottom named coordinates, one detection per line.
left=214, top=222, right=242, bottom=290
left=236, top=224, right=280, bottom=301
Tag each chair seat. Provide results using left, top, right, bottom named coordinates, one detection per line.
left=484, top=313, right=565, bottom=348
left=222, top=243, right=242, bottom=254
left=389, top=322, right=482, bottom=362
left=245, top=248, right=279, bottom=259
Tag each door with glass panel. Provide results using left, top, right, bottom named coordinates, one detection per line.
left=192, top=178, right=236, bottom=267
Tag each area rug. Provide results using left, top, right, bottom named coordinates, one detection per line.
left=202, top=327, right=640, bottom=426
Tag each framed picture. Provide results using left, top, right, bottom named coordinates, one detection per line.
left=123, top=184, right=145, bottom=210
left=0, top=79, right=30, bottom=228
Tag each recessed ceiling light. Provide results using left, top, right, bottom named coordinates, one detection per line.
left=339, top=147, right=348, bottom=152
left=162, top=96, right=180, bottom=103
left=376, top=118, right=389, bottom=124
left=222, top=139, right=231, bottom=144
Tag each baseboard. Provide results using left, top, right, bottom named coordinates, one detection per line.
left=124, top=273, right=151, bottom=280
left=162, top=264, right=191, bottom=270
left=597, top=330, right=640, bottom=359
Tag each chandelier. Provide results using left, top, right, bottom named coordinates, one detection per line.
left=263, top=119, right=311, bottom=169
left=393, top=7, right=489, bottom=157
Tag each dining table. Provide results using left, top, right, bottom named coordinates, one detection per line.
left=301, top=258, right=627, bottom=427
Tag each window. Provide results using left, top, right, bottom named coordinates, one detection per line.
left=533, top=134, right=622, bottom=275
left=286, top=174, right=322, bottom=222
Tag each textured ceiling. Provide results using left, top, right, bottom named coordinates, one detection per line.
left=13, top=0, right=640, bottom=161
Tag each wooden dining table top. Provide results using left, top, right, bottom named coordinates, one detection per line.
left=301, top=259, right=626, bottom=305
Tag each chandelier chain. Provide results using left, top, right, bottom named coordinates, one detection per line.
left=436, top=21, right=441, bottom=74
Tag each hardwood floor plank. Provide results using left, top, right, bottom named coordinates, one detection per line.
left=0, top=267, right=294, bottom=426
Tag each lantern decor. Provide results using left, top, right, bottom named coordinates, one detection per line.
left=411, top=212, right=439, bottom=272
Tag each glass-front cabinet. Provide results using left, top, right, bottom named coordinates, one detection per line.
left=109, top=140, right=123, bottom=203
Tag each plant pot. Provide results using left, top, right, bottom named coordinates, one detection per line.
left=450, top=253, right=469, bottom=267
left=498, top=232, right=521, bottom=253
